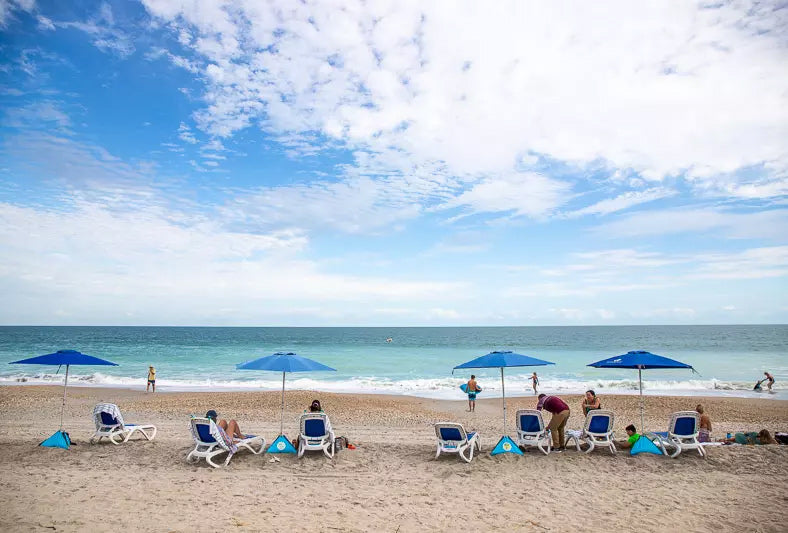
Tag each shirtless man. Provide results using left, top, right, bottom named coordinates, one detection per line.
left=466, top=375, right=481, bottom=412
left=696, top=404, right=712, bottom=442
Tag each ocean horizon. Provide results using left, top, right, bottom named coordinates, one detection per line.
left=1, top=325, right=785, bottom=400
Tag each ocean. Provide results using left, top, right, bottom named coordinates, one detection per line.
left=0, top=325, right=785, bottom=399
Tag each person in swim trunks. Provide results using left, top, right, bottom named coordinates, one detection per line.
left=764, top=372, right=775, bottom=391
left=466, top=375, right=481, bottom=412
left=696, top=404, right=712, bottom=442
left=146, top=365, right=156, bottom=393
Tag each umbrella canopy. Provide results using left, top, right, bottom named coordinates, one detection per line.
left=454, top=350, right=555, bottom=370
left=11, top=350, right=119, bottom=368
left=454, top=351, right=555, bottom=455
left=236, top=352, right=336, bottom=373
left=587, top=351, right=693, bottom=371
left=10, top=350, right=118, bottom=444
left=588, top=350, right=695, bottom=431
left=236, top=352, right=335, bottom=452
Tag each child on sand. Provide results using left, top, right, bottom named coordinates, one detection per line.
left=616, top=424, right=640, bottom=449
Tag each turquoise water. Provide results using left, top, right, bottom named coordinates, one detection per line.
left=0, top=325, right=785, bottom=399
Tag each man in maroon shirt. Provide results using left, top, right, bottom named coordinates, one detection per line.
left=536, top=393, right=571, bottom=450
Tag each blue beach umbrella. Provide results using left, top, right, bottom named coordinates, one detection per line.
left=10, top=350, right=118, bottom=448
left=454, top=351, right=555, bottom=456
left=236, top=352, right=336, bottom=454
left=588, top=350, right=695, bottom=431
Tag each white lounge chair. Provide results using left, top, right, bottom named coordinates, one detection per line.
left=186, top=417, right=266, bottom=468
left=514, top=409, right=551, bottom=455
left=89, top=403, right=157, bottom=445
left=565, top=410, right=616, bottom=454
left=298, top=412, right=336, bottom=458
left=647, top=411, right=706, bottom=458
left=434, top=422, right=481, bottom=462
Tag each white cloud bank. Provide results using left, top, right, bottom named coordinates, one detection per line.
left=143, top=0, right=788, bottom=206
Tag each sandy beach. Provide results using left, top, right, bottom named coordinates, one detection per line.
left=1, top=386, right=786, bottom=532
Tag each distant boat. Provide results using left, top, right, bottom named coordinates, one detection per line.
left=386, top=337, right=393, bottom=343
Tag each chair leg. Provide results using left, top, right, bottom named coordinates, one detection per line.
left=435, top=445, right=441, bottom=459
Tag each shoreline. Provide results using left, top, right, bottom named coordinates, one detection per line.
left=0, top=378, right=782, bottom=401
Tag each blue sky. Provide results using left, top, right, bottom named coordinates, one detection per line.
left=0, top=0, right=786, bottom=326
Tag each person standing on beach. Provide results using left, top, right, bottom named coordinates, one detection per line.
left=466, top=375, right=481, bottom=412
left=696, top=404, right=712, bottom=442
left=146, top=365, right=156, bottom=393
left=764, top=372, right=775, bottom=391
left=529, top=372, right=539, bottom=394
left=536, top=393, right=570, bottom=451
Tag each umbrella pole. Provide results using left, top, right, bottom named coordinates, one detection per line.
left=60, top=364, right=69, bottom=431
left=280, top=371, right=286, bottom=436
left=501, top=367, right=506, bottom=433
left=639, top=368, right=644, bottom=432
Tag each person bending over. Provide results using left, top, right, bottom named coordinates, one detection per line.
left=764, top=372, right=775, bottom=391
left=205, top=409, right=246, bottom=441
left=616, top=424, right=640, bottom=449
left=536, top=394, right=570, bottom=451
left=581, top=390, right=601, bottom=415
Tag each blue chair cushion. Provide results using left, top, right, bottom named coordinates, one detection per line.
left=520, top=415, right=541, bottom=433
left=196, top=423, right=216, bottom=443
left=588, top=415, right=611, bottom=434
left=674, top=417, right=696, bottom=436
left=304, top=419, right=326, bottom=437
left=100, top=412, right=119, bottom=425
left=439, top=427, right=464, bottom=441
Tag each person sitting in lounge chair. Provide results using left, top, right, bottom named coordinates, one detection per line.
left=205, top=410, right=247, bottom=441
left=581, top=390, right=601, bottom=415
left=616, top=424, right=640, bottom=449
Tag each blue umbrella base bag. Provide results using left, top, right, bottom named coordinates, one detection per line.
left=40, top=430, right=71, bottom=449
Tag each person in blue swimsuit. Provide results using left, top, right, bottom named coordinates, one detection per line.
left=466, top=375, right=481, bottom=412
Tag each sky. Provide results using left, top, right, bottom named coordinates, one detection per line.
left=0, top=0, right=786, bottom=326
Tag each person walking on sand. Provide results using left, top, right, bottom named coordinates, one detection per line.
left=536, top=393, right=570, bottom=451
left=466, top=375, right=481, bottom=412
left=146, top=365, right=156, bottom=393
left=529, top=372, right=539, bottom=394
left=764, top=372, right=775, bottom=391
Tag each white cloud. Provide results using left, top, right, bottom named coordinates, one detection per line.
left=178, top=122, right=198, bottom=144
left=141, top=0, right=788, bottom=207
left=0, top=0, right=35, bottom=28
left=567, top=188, right=677, bottom=218
left=56, top=3, right=135, bottom=58
left=440, top=172, right=570, bottom=220
left=592, top=207, right=788, bottom=241
left=0, top=197, right=467, bottom=324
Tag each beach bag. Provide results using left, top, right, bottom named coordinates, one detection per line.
left=775, top=433, right=788, bottom=445
left=334, top=436, right=349, bottom=451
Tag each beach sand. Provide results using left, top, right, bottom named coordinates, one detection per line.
left=1, top=386, right=786, bottom=532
